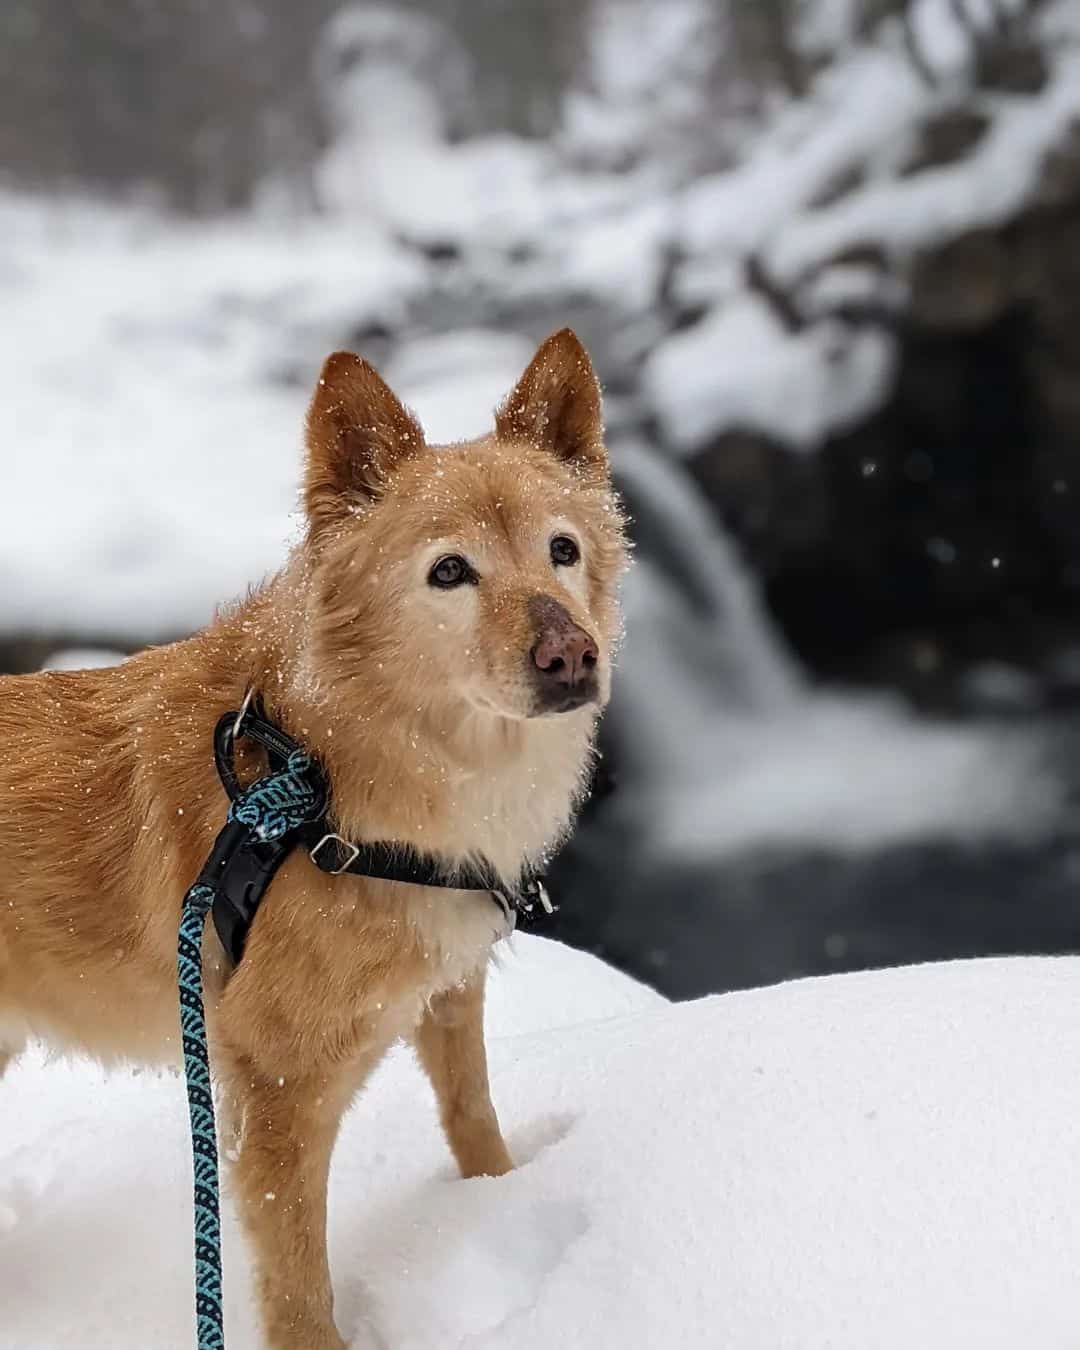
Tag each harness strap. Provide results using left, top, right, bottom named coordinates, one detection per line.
left=303, top=830, right=495, bottom=886
left=208, top=702, right=551, bottom=965
left=302, top=828, right=551, bottom=911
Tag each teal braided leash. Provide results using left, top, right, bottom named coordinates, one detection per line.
left=177, top=747, right=324, bottom=1350
left=178, top=882, right=225, bottom=1350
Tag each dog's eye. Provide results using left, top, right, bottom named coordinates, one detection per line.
left=429, top=555, right=474, bottom=588
left=550, top=535, right=580, bottom=567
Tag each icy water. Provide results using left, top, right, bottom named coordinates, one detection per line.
left=548, top=717, right=1080, bottom=1000
left=550, top=812, right=1080, bottom=1000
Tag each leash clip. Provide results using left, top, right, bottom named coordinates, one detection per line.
left=521, top=878, right=554, bottom=914
left=232, top=687, right=254, bottom=740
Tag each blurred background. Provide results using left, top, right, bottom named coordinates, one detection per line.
left=4, top=0, right=1080, bottom=997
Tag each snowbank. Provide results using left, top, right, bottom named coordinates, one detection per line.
left=3, top=937, right=1078, bottom=1348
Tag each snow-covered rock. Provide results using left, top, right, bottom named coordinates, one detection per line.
left=642, top=295, right=896, bottom=454
left=662, top=1, right=1080, bottom=452
left=767, top=44, right=1080, bottom=287
left=3, top=939, right=1079, bottom=1348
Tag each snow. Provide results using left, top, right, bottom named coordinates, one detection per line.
left=657, top=41, right=934, bottom=451
left=554, top=197, right=675, bottom=314
left=382, top=330, right=537, bottom=444
left=661, top=8, right=1080, bottom=450
left=768, top=46, right=1080, bottom=285
left=0, top=193, right=425, bottom=640
left=641, top=295, right=896, bottom=454
left=41, top=648, right=126, bottom=671
left=321, top=131, right=553, bottom=252
left=4, top=937, right=1080, bottom=1347
left=909, top=0, right=973, bottom=77
left=651, top=693, right=1060, bottom=857
left=677, top=48, right=930, bottom=259
left=565, top=0, right=716, bottom=170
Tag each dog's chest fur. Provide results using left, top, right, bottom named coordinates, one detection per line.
left=435, top=711, right=593, bottom=875
left=327, top=699, right=595, bottom=880
left=359, top=709, right=594, bottom=1018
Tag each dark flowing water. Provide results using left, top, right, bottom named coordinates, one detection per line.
left=547, top=718, right=1080, bottom=1000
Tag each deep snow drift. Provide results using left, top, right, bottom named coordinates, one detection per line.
left=2, top=936, right=1078, bottom=1348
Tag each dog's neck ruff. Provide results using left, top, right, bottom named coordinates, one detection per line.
left=205, top=695, right=552, bottom=966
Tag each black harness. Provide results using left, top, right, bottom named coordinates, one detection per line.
left=204, top=695, right=553, bottom=966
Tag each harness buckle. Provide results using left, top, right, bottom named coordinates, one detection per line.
left=520, top=878, right=554, bottom=914
left=310, top=833, right=361, bottom=875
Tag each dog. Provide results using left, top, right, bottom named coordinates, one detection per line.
left=0, top=328, right=628, bottom=1348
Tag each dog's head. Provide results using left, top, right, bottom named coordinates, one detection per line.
left=300, top=329, right=628, bottom=723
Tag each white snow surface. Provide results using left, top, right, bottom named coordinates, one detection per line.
left=642, top=294, right=897, bottom=453
left=3, top=938, right=1080, bottom=1348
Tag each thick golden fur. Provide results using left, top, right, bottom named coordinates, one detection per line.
left=0, top=329, right=627, bottom=1349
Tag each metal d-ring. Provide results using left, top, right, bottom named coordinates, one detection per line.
left=231, top=687, right=254, bottom=741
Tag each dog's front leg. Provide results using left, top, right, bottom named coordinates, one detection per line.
left=227, top=1059, right=359, bottom=1350
left=0, top=1045, right=18, bottom=1081
left=415, top=966, right=513, bottom=1179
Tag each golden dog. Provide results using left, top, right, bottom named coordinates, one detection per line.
left=0, top=328, right=628, bottom=1348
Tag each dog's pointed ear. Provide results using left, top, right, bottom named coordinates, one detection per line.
left=304, top=351, right=425, bottom=533
left=495, top=329, right=607, bottom=480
